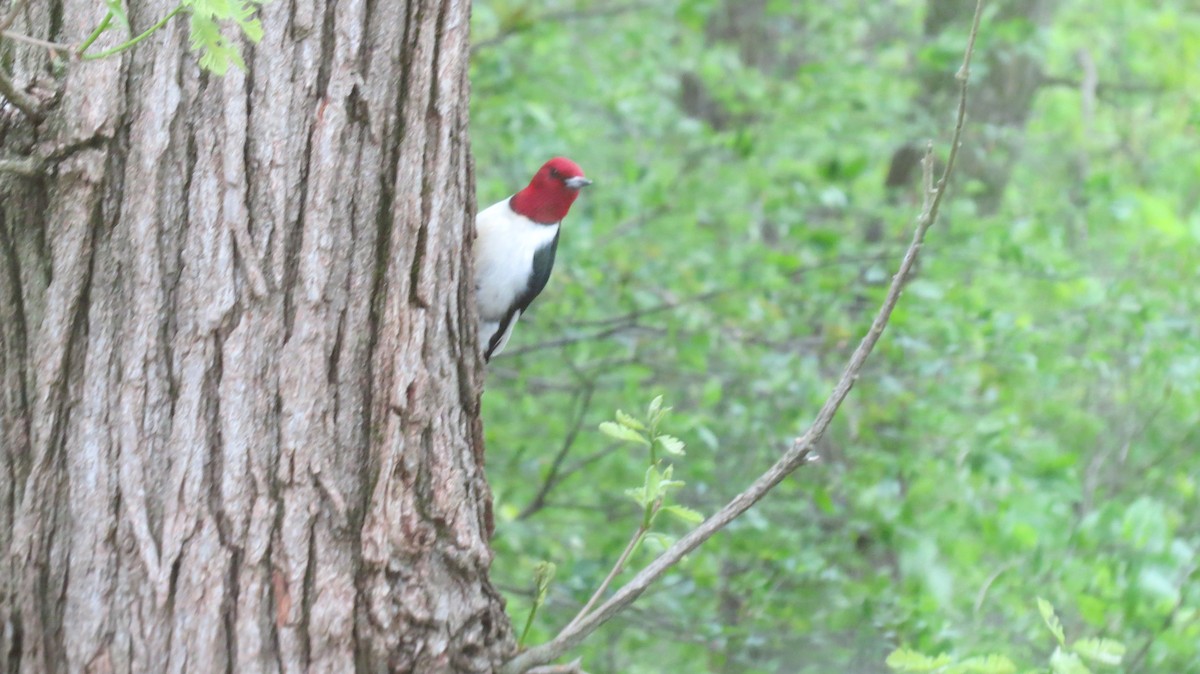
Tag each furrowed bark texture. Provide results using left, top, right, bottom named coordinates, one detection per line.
left=0, top=0, right=511, bottom=672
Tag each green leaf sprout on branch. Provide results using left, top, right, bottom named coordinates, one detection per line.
left=77, top=0, right=267, bottom=74
left=606, top=395, right=699, bottom=529
left=517, top=561, right=556, bottom=650
left=559, top=396, right=704, bottom=634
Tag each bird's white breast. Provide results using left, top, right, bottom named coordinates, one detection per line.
left=474, top=199, right=560, bottom=321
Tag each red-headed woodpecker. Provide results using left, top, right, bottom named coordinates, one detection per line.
left=475, top=157, right=592, bottom=361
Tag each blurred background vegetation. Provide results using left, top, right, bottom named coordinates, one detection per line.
left=469, top=0, right=1200, bottom=671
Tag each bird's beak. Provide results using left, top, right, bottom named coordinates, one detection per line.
left=565, top=176, right=593, bottom=190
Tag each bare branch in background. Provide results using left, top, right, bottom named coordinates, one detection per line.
left=500, top=0, right=986, bottom=669
left=519, top=384, right=598, bottom=520
left=502, top=323, right=653, bottom=358
left=507, top=253, right=905, bottom=358
left=1, top=29, right=71, bottom=51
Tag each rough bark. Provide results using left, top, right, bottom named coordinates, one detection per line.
left=0, top=0, right=511, bottom=672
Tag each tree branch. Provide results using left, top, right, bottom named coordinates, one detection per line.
left=499, top=0, right=985, bottom=670
left=563, top=521, right=647, bottom=633
left=80, top=5, right=186, bottom=61
left=502, top=323, right=652, bottom=358
left=1, top=28, right=72, bottom=51
left=507, top=253, right=907, bottom=358
left=518, top=384, right=597, bottom=520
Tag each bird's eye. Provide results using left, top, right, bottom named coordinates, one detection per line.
left=549, top=168, right=561, bottom=179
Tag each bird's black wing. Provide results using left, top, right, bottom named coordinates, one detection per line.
left=485, top=230, right=559, bottom=360
left=516, top=230, right=559, bottom=314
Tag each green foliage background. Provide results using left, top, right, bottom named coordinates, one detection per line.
left=469, top=1, right=1200, bottom=672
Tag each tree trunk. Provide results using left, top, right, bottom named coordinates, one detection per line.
left=0, top=0, right=512, bottom=672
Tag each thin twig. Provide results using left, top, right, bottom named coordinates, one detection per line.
left=0, top=66, right=42, bottom=121
left=1, top=29, right=72, bottom=51
left=973, top=559, right=1021, bottom=614
left=519, top=385, right=597, bottom=520
left=558, top=446, right=618, bottom=478
left=82, top=4, right=185, bottom=60
left=563, top=523, right=647, bottom=633
left=499, top=0, right=985, bottom=670
left=76, top=10, right=113, bottom=55
left=572, top=254, right=901, bottom=330
left=509, top=253, right=906, bottom=357
left=571, top=289, right=728, bottom=329
left=502, top=323, right=652, bottom=358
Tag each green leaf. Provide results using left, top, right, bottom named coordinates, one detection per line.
left=885, top=648, right=952, bottom=672
left=663, top=504, right=704, bottom=524
left=655, top=464, right=685, bottom=494
left=184, top=0, right=268, bottom=72
left=519, top=559, right=555, bottom=650
left=105, top=0, right=130, bottom=31
left=1071, top=638, right=1125, bottom=666
left=532, top=561, right=556, bottom=603
left=1037, top=597, right=1066, bottom=646
left=624, top=486, right=648, bottom=508
left=615, top=409, right=646, bottom=431
left=1137, top=190, right=1186, bottom=240
left=643, top=465, right=664, bottom=500
left=660, top=478, right=686, bottom=491
left=239, top=16, right=263, bottom=43
left=950, top=655, right=1016, bottom=674
left=599, top=421, right=649, bottom=446
left=1050, top=647, right=1093, bottom=674
left=189, top=13, right=239, bottom=74
left=647, top=394, right=664, bottom=421
left=656, top=434, right=686, bottom=456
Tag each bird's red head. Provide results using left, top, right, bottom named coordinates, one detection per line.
left=510, top=157, right=592, bottom=224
